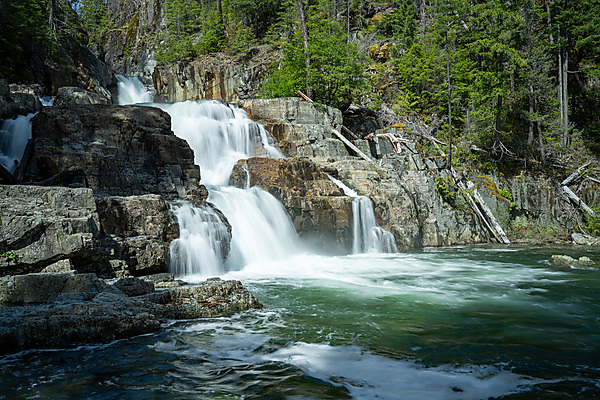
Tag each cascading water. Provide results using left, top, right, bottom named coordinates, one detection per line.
left=158, top=100, right=298, bottom=273
left=169, top=202, right=231, bottom=278
left=0, top=113, right=35, bottom=173
left=116, top=76, right=298, bottom=276
left=116, top=75, right=154, bottom=105
left=328, top=175, right=398, bottom=254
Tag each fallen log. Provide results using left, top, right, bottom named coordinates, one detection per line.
left=561, top=162, right=591, bottom=186
left=562, top=185, right=597, bottom=217
left=332, top=129, right=373, bottom=163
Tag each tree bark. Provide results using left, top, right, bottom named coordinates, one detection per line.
left=445, top=32, right=452, bottom=169
left=296, top=0, right=313, bottom=100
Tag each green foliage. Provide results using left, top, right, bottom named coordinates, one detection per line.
left=0, top=0, right=49, bottom=81
left=0, top=252, right=17, bottom=261
left=436, top=175, right=456, bottom=206
left=585, top=206, right=600, bottom=236
left=79, top=0, right=112, bottom=45
left=261, top=5, right=367, bottom=108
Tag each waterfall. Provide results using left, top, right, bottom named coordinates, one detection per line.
left=156, top=100, right=296, bottom=274
left=0, top=113, right=35, bottom=173
left=209, top=186, right=299, bottom=268
left=157, top=101, right=282, bottom=186
left=169, top=202, right=231, bottom=278
left=116, top=75, right=154, bottom=105
left=328, top=175, right=397, bottom=254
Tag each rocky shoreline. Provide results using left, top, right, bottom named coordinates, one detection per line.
left=0, top=273, right=261, bottom=354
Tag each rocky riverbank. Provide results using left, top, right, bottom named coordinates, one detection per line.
left=0, top=273, right=261, bottom=354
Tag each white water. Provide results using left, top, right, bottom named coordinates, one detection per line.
left=115, top=77, right=296, bottom=276
left=328, top=175, right=398, bottom=254
left=157, top=101, right=282, bottom=186
left=38, top=95, right=55, bottom=107
left=116, top=75, right=154, bottom=105
left=0, top=113, right=35, bottom=173
left=209, top=186, right=299, bottom=269
left=169, top=202, right=231, bottom=277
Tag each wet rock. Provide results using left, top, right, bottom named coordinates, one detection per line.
left=0, top=273, right=262, bottom=354
left=0, top=80, right=42, bottom=119
left=572, top=233, right=600, bottom=246
left=113, top=276, right=154, bottom=296
left=23, top=105, right=204, bottom=200
left=551, top=255, right=596, bottom=267
left=55, top=86, right=110, bottom=105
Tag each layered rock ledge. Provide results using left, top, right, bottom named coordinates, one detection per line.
left=0, top=273, right=262, bottom=354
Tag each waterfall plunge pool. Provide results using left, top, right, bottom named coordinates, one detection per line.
left=2, top=246, right=600, bottom=399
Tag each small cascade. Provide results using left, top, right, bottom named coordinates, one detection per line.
left=38, top=95, right=55, bottom=107
left=0, top=113, right=35, bottom=173
left=157, top=101, right=282, bottom=186
left=209, top=186, right=299, bottom=268
left=169, top=202, right=231, bottom=277
left=328, top=175, right=397, bottom=254
left=116, top=75, right=154, bottom=105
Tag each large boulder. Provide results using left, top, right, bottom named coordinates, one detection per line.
left=94, top=194, right=180, bottom=276
left=230, top=157, right=354, bottom=253
left=22, top=105, right=205, bottom=200
left=0, top=185, right=100, bottom=275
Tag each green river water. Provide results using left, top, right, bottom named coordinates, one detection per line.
left=1, top=245, right=599, bottom=399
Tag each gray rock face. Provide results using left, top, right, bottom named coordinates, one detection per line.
left=153, top=55, right=267, bottom=103
left=0, top=80, right=42, bottom=119
left=103, top=0, right=162, bottom=82
left=0, top=185, right=100, bottom=275
left=95, top=194, right=178, bottom=276
left=23, top=105, right=205, bottom=200
left=55, top=86, right=111, bottom=106
left=573, top=233, right=600, bottom=246
left=0, top=185, right=188, bottom=279
left=0, top=273, right=262, bottom=354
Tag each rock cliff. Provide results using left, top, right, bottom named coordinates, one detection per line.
left=21, top=105, right=205, bottom=200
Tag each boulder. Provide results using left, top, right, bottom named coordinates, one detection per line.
left=572, top=233, right=600, bottom=246
left=113, top=276, right=154, bottom=296
left=0, top=80, right=42, bottom=119
left=22, top=105, right=205, bottom=200
left=0, top=185, right=100, bottom=275
left=55, top=86, right=110, bottom=105
left=551, top=255, right=596, bottom=267
left=0, top=273, right=262, bottom=354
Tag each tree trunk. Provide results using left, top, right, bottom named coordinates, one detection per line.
left=528, top=86, right=534, bottom=145
left=445, top=32, right=452, bottom=169
left=49, top=0, right=57, bottom=39
left=296, top=0, right=313, bottom=100
left=561, top=47, right=570, bottom=147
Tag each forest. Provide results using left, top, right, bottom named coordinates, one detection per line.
left=2, top=0, right=600, bottom=171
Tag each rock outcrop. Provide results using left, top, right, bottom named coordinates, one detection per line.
left=0, top=185, right=189, bottom=279
left=237, top=98, right=490, bottom=250
left=0, top=273, right=262, bottom=354
left=230, top=157, right=354, bottom=253
left=0, top=80, right=42, bottom=120
left=102, top=0, right=162, bottom=82
left=21, top=105, right=205, bottom=200
left=153, top=54, right=267, bottom=103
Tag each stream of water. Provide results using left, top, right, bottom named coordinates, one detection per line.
left=1, top=246, right=599, bottom=399
left=1, top=78, right=598, bottom=399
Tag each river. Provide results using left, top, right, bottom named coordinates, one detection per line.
left=1, top=246, right=599, bottom=399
